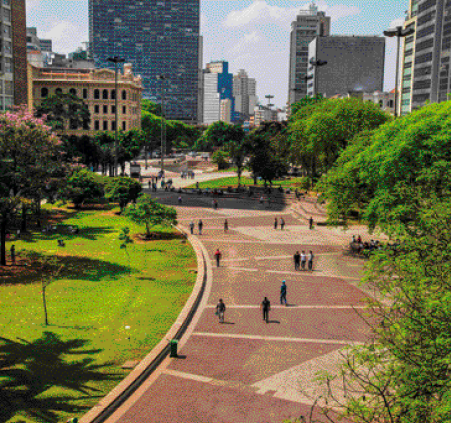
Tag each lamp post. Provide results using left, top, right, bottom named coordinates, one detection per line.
left=157, top=75, right=167, bottom=174
left=383, top=26, right=415, bottom=117
left=107, top=56, right=125, bottom=177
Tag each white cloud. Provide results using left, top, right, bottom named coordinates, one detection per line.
left=26, top=0, right=40, bottom=12
left=223, top=1, right=361, bottom=28
left=41, top=20, right=87, bottom=54
left=229, top=30, right=262, bottom=54
left=389, top=16, right=405, bottom=29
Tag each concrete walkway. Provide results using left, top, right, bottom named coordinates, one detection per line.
left=104, top=195, right=376, bottom=423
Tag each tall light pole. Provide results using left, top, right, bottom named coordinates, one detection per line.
left=383, top=26, right=415, bottom=117
left=107, top=56, right=125, bottom=177
left=157, top=75, right=167, bottom=174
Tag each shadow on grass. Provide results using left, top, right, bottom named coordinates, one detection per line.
left=0, top=251, right=131, bottom=286
left=0, top=332, right=119, bottom=423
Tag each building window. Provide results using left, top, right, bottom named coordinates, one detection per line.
left=112, top=105, right=116, bottom=114
left=103, top=121, right=108, bottom=131
left=70, top=120, right=78, bottom=130
left=122, top=90, right=127, bottom=100
left=55, top=88, right=63, bottom=95
left=103, top=105, right=108, bottom=114
left=83, top=120, right=90, bottom=130
left=112, top=121, right=116, bottom=131
left=94, top=89, right=100, bottom=99
left=4, top=58, right=12, bottom=73
left=122, top=122, right=126, bottom=131
left=94, top=105, right=100, bottom=114
left=111, top=89, right=116, bottom=99
left=41, top=87, right=49, bottom=98
left=83, top=88, right=88, bottom=99
left=95, top=120, right=100, bottom=130
left=69, top=88, right=77, bottom=97
left=122, top=106, right=126, bottom=114
left=102, top=89, right=108, bottom=99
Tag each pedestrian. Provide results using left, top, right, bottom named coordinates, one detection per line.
left=261, top=297, right=271, bottom=323
left=148, top=180, right=151, bottom=189
left=280, top=217, right=285, bottom=230
left=189, top=221, right=194, bottom=235
left=268, top=197, right=271, bottom=208
left=216, top=299, right=226, bottom=323
left=224, top=219, right=229, bottom=232
left=294, top=251, right=301, bottom=271
left=214, top=249, right=222, bottom=267
left=213, top=199, right=218, bottom=210
left=198, top=220, right=203, bottom=235
left=300, top=250, right=307, bottom=271
left=10, top=245, right=15, bottom=265
left=196, top=181, right=199, bottom=189
left=274, top=217, right=278, bottom=230
left=308, top=251, right=314, bottom=271
left=178, top=196, right=182, bottom=204
left=309, top=217, right=314, bottom=230
left=280, top=281, right=287, bottom=306
left=260, top=196, right=264, bottom=205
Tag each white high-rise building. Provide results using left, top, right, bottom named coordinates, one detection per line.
left=203, top=73, right=220, bottom=124
left=233, top=69, right=257, bottom=119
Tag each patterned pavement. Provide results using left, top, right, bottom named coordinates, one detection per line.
left=107, top=196, right=376, bottom=423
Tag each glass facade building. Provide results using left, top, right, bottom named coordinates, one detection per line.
left=89, top=0, right=200, bottom=123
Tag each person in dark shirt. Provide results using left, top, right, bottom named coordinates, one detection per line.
left=261, top=297, right=271, bottom=323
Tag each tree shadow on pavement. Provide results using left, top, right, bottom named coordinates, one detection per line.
left=0, top=332, right=119, bottom=423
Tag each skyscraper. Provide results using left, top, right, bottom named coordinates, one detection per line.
left=89, top=0, right=201, bottom=124
left=288, top=2, right=330, bottom=106
left=400, top=0, right=451, bottom=115
left=233, top=69, right=257, bottom=120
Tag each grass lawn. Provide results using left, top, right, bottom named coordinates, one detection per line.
left=0, top=204, right=196, bottom=423
left=187, top=176, right=309, bottom=190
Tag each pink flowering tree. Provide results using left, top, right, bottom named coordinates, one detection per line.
left=0, top=107, right=65, bottom=265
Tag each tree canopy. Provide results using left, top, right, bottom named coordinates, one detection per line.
left=195, top=121, right=244, bottom=152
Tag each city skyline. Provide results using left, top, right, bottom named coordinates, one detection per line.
left=26, top=0, right=406, bottom=109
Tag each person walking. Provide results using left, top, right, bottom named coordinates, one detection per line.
left=189, top=221, right=195, bottom=235
left=280, top=281, right=287, bottom=306
left=261, top=297, right=271, bottom=323
left=308, top=250, right=314, bottom=271
left=300, top=250, right=307, bottom=271
left=196, top=181, right=199, bottom=189
left=274, top=218, right=278, bottom=230
left=294, top=251, right=301, bottom=271
left=224, top=219, right=229, bottom=232
left=178, top=196, right=182, bottom=204
left=216, top=299, right=226, bottom=323
left=280, top=218, right=285, bottom=230
left=260, top=196, right=264, bottom=205
left=198, top=220, right=203, bottom=235
left=214, top=249, right=222, bottom=267
left=309, top=217, right=314, bottom=230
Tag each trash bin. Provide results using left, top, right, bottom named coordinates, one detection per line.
left=170, top=339, right=178, bottom=358
left=67, top=418, right=78, bottom=423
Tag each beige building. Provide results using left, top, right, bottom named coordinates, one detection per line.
left=219, top=98, right=232, bottom=123
left=29, top=63, right=142, bottom=136
left=253, top=105, right=278, bottom=127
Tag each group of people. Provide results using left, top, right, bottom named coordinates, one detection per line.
left=351, top=235, right=381, bottom=252
left=189, top=220, right=204, bottom=235
left=181, top=171, right=195, bottom=179
left=274, top=217, right=286, bottom=230
left=293, top=250, right=315, bottom=271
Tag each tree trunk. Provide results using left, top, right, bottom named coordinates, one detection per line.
left=42, top=283, right=49, bottom=326
left=237, top=168, right=242, bottom=188
left=21, top=205, right=27, bottom=232
left=0, top=219, right=6, bottom=266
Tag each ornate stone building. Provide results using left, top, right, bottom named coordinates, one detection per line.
left=28, top=63, right=142, bottom=136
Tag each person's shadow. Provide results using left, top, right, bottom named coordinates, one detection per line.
left=267, top=320, right=281, bottom=324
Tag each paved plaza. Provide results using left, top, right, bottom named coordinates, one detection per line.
left=106, top=192, right=377, bottom=423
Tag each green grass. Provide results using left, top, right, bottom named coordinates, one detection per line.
left=187, top=176, right=309, bottom=190
left=0, top=204, right=196, bottom=423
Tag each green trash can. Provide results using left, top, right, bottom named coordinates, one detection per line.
left=170, top=339, right=178, bottom=358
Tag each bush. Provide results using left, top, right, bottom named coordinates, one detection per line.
left=64, top=169, right=104, bottom=208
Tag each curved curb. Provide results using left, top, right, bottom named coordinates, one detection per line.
left=80, top=226, right=210, bottom=423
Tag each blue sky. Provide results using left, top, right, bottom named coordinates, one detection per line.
left=26, top=0, right=406, bottom=108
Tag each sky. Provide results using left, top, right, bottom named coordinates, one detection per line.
left=26, top=0, right=406, bottom=109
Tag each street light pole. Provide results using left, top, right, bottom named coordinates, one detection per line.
left=107, top=56, right=125, bottom=177
left=157, top=75, right=167, bottom=175
left=383, top=26, right=415, bottom=117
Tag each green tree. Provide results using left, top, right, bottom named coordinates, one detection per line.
left=142, top=99, right=162, bottom=116
left=124, top=195, right=177, bottom=239
left=211, top=150, right=230, bottom=170
left=119, top=227, right=134, bottom=274
left=320, top=102, right=451, bottom=235
left=105, top=177, right=142, bottom=212
left=35, top=92, right=91, bottom=132
left=118, top=130, right=145, bottom=175
left=64, top=169, right=104, bottom=209
left=226, top=139, right=247, bottom=186
left=195, top=121, right=244, bottom=152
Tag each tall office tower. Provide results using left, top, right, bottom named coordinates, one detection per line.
left=233, top=69, right=257, bottom=120
left=0, top=0, right=27, bottom=110
left=203, top=61, right=234, bottom=124
left=89, top=0, right=201, bottom=124
left=288, top=2, right=330, bottom=106
left=307, top=36, right=385, bottom=98
left=400, top=0, right=451, bottom=115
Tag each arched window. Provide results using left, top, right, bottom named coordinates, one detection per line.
left=111, top=89, right=116, bottom=100
left=69, top=88, right=77, bottom=96
left=41, top=87, right=48, bottom=98
left=102, top=89, right=108, bottom=100
left=55, top=88, right=63, bottom=95
left=122, top=90, right=127, bottom=100
left=94, top=89, right=100, bottom=99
